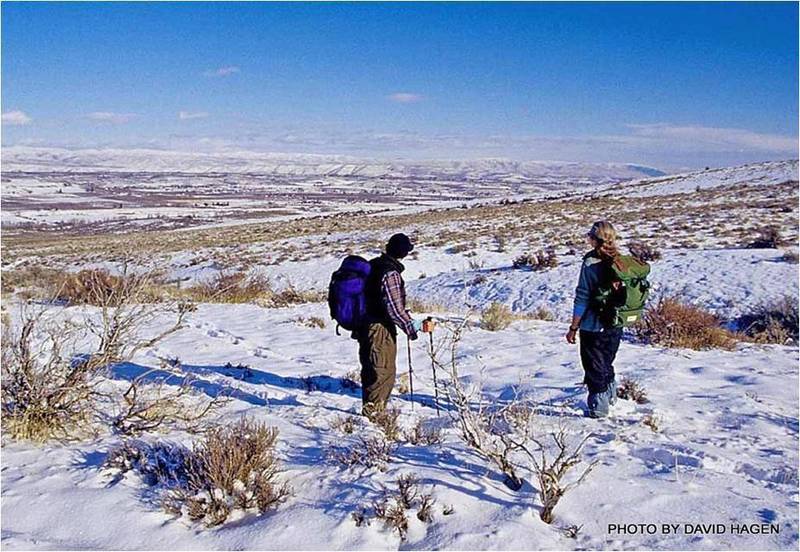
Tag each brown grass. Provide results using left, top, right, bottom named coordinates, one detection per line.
left=481, top=302, right=514, bottom=331
left=634, top=297, right=739, bottom=350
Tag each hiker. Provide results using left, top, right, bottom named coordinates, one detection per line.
left=565, top=221, right=624, bottom=418
left=357, top=233, right=428, bottom=418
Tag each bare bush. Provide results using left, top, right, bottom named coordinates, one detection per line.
left=187, top=271, right=272, bottom=304
left=513, top=248, right=558, bottom=271
left=1, top=308, right=101, bottom=442
left=405, top=418, right=443, bottom=446
left=747, top=226, right=784, bottom=249
left=431, top=320, right=524, bottom=489
left=372, top=496, right=410, bottom=540
left=112, top=368, right=227, bottom=436
left=368, top=406, right=402, bottom=441
left=106, top=418, right=290, bottom=527
left=368, top=473, right=436, bottom=541
left=56, top=269, right=162, bottom=306
left=634, top=296, right=738, bottom=350
left=104, top=438, right=191, bottom=487
left=527, top=428, right=597, bottom=524
left=642, top=414, right=661, bottom=432
left=330, top=415, right=361, bottom=435
left=294, top=316, right=326, bottom=329
left=481, top=302, right=514, bottom=331
left=329, top=434, right=396, bottom=470
left=739, top=296, right=798, bottom=344
left=529, top=306, right=556, bottom=321
left=616, top=376, right=649, bottom=404
left=2, top=271, right=193, bottom=442
left=168, top=418, right=290, bottom=526
left=430, top=319, right=597, bottom=516
left=628, top=241, right=662, bottom=262
left=780, top=249, right=799, bottom=264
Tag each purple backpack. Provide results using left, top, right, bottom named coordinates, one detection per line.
left=328, top=255, right=371, bottom=333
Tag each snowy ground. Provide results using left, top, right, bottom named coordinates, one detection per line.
left=1, top=157, right=798, bottom=550
left=1, top=302, right=797, bottom=550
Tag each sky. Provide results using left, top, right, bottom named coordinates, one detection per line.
left=2, top=1, right=798, bottom=170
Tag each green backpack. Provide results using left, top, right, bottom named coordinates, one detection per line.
left=592, top=255, right=651, bottom=328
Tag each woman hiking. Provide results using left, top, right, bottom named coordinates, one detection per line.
left=566, top=221, right=624, bottom=418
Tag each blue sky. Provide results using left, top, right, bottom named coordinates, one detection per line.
left=2, top=2, right=798, bottom=169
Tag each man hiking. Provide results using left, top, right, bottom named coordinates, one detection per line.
left=358, top=233, right=428, bottom=418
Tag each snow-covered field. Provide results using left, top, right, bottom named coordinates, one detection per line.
left=1, top=303, right=797, bottom=550
left=1, top=156, right=798, bottom=550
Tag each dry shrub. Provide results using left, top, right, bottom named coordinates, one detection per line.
left=330, top=415, right=361, bottom=435
left=634, top=296, right=738, bottom=350
left=780, top=249, right=799, bottom=264
left=628, top=241, right=662, bottom=262
left=3, top=277, right=192, bottom=442
left=433, top=320, right=524, bottom=489
left=368, top=406, right=402, bottom=441
left=529, top=306, right=556, bottom=321
left=739, top=296, right=798, bottom=344
left=112, top=366, right=227, bottom=436
left=481, top=302, right=514, bottom=331
left=405, top=419, right=443, bottom=446
left=1, top=266, right=68, bottom=295
left=642, top=414, right=661, bottom=432
left=294, top=316, right=326, bottom=329
left=188, top=271, right=273, bottom=304
left=104, top=438, right=191, bottom=487
left=1, top=310, right=101, bottom=442
left=513, top=248, right=558, bottom=271
left=747, top=226, right=784, bottom=249
left=529, top=428, right=597, bottom=524
left=169, top=418, right=290, bottom=526
left=368, top=474, right=436, bottom=541
left=616, top=377, right=649, bottom=404
left=329, top=434, right=396, bottom=470
left=106, top=419, right=290, bottom=526
left=268, top=285, right=327, bottom=307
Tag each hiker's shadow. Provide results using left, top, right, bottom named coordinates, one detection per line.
left=181, top=363, right=363, bottom=398
left=111, top=362, right=269, bottom=406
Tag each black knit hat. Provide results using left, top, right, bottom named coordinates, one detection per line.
left=386, top=233, right=414, bottom=258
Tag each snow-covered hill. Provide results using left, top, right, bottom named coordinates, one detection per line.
left=1, top=146, right=665, bottom=182
left=604, top=159, right=798, bottom=197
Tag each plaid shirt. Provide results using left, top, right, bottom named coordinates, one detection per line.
left=381, top=271, right=417, bottom=339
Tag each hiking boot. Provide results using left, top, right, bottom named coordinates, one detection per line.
left=587, top=391, right=610, bottom=418
left=608, top=378, right=618, bottom=406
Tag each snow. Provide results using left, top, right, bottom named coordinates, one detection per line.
left=1, top=156, right=798, bottom=550
left=2, top=146, right=665, bottom=182
left=1, top=302, right=797, bottom=550
left=602, top=160, right=798, bottom=198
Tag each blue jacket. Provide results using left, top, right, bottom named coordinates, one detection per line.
left=572, top=251, right=606, bottom=332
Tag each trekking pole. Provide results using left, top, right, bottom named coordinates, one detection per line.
left=407, top=336, right=414, bottom=410
left=427, top=322, right=441, bottom=417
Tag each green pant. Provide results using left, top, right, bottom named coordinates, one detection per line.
left=357, top=322, right=397, bottom=413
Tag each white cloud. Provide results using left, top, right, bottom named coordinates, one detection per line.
left=203, top=66, right=240, bottom=78
left=178, top=111, right=209, bottom=120
left=87, top=112, right=136, bottom=124
left=2, top=110, right=32, bottom=126
left=388, top=92, right=423, bottom=103
left=626, top=124, right=797, bottom=153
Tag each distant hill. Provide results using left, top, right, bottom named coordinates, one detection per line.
left=604, top=159, right=798, bottom=197
left=1, top=146, right=665, bottom=183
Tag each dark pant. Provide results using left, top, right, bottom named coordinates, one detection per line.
left=579, top=328, right=622, bottom=394
left=357, top=322, right=398, bottom=414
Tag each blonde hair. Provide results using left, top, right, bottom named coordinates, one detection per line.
left=588, top=221, right=619, bottom=261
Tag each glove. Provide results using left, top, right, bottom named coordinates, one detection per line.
left=411, top=319, right=423, bottom=332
